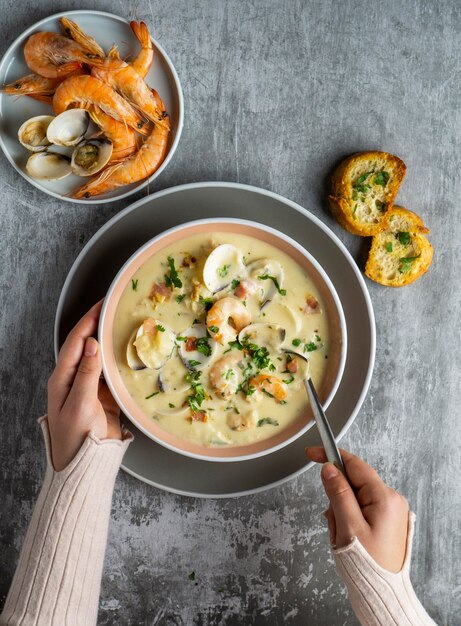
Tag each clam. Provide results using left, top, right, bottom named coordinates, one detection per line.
left=26, top=152, right=72, bottom=181
left=130, top=318, right=176, bottom=370
left=202, top=244, right=246, bottom=293
left=18, top=115, right=54, bottom=152
left=46, top=109, right=90, bottom=147
left=157, top=356, right=189, bottom=393
left=246, top=258, right=284, bottom=307
left=177, top=324, right=218, bottom=370
left=126, top=328, right=146, bottom=371
left=238, top=323, right=286, bottom=351
left=71, top=138, right=113, bottom=177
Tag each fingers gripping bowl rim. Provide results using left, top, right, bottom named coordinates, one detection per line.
left=0, top=10, right=184, bottom=204
left=99, top=218, right=348, bottom=462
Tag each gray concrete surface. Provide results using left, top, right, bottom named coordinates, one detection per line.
left=1, top=0, right=460, bottom=624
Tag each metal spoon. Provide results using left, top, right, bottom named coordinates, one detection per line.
left=284, top=350, right=348, bottom=478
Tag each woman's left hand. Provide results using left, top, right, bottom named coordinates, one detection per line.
left=47, top=301, right=121, bottom=471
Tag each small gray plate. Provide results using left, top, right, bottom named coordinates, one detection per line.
left=55, top=182, right=375, bottom=497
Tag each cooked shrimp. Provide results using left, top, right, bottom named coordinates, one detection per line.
left=73, top=117, right=168, bottom=198
left=227, top=409, right=257, bottom=431
left=53, top=75, right=148, bottom=133
left=248, top=375, right=288, bottom=403
left=59, top=17, right=106, bottom=59
left=2, top=73, right=64, bottom=98
left=24, top=32, right=105, bottom=78
left=130, top=21, right=154, bottom=77
left=87, top=106, right=137, bottom=161
left=209, top=354, right=245, bottom=398
left=206, top=297, right=251, bottom=344
left=91, top=57, right=170, bottom=129
left=105, top=22, right=152, bottom=79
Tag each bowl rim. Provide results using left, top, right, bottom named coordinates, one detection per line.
left=99, top=216, right=348, bottom=462
left=0, top=9, right=184, bottom=205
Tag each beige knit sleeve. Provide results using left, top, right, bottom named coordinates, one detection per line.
left=0, top=416, right=133, bottom=626
left=333, top=513, right=437, bottom=625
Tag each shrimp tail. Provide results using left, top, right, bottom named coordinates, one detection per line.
left=130, top=21, right=150, bottom=48
left=60, top=17, right=106, bottom=58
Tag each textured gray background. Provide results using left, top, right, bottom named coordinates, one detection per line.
left=1, top=0, right=460, bottom=624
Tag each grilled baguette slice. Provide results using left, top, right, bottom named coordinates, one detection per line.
left=329, top=151, right=406, bottom=236
left=365, top=206, right=433, bottom=287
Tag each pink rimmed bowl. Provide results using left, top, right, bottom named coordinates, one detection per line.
left=99, top=218, right=347, bottom=462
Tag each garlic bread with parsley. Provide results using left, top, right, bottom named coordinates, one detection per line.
left=365, top=207, right=433, bottom=287
left=329, top=151, right=406, bottom=236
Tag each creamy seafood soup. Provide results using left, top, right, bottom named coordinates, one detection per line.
left=113, top=233, right=330, bottom=447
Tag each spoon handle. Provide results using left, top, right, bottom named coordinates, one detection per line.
left=304, top=377, right=348, bottom=478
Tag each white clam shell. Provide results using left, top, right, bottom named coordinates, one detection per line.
left=238, top=322, right=286, bottom=351
left=202, top=244, right=245, bottom=293
left=46, top=109, right=90, bottom=147
left=71, top=138, right=113, bottom=177
left=177, top=323, right=218, bottom=370
left=18, top=115, right=54, bottom=152
left=126, top=328, right=146, bottom=370
left=26, top=151, right=72, bottom=181
left=133, top=319, right=176, bottom=370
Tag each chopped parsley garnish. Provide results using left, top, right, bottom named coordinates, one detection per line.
left=262, top=388, right=275, bottom=399
left=164, top=256, right=182, bottom=289
left=186, top=370, right=206, bottom=411
left=79, top=234, right=85, bottom=244
left=199, top=295, right=213, bottom=311
left=169, top=403, right=175, bottom=408
left=292, top=338, right=302, bottom=347
left=217, top=264, right=231, bottom=278
left=257, top=418, right=279, bottom=427
left=283, top=376, right=295, bottom=384
left=175, top=294, right=186, bottom=303
left=209, top=325, right=219, bottom=334
left=240, top=336, right=275, bottom=371
left=375, top=200, right=386, bottom=212
left=231, top=279, right=240, bottom=290
left=257, top=274, right=286, bottom=296
left=145, top=391, right=159, bottom=399
left=355, top=172, right=372, bottom=185
left=315, top=334, right=322, bottom=342
left=196, top=337, right=212, bottom=357
left=353, top=203, right=358, bottom=216
left=242, top=256, right=248, bottom=265
left=374, top=171, right=390, bottom=187
left=188, top=571, right=196, bottom=581
left=156, top=324, right=165, bottom=332
left=228, top=340, right=243, bottom=351
left=131, top=279, right=138, bottom=291
left=192, top=318, right=200, bottom=325
left=385, top=242, right=393, bottom=253
left=176, top=336, right=186, bottom=342
left=399, top=255, right=420, bottom=274
left=354, top=184, right=371, bottom=193
left=352, top=190, right=358, bottom=201
left=188, top=359, right=201, bottom=368
left=389, top=215, right=395, bottom=222
left=397, top=231, right=411, bottom=245
left=304, top=342, right=317, bottom=353
left=225, top=369, right=234, bottom=380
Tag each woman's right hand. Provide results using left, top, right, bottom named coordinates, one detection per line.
left=306, top=448, right=410, bottom=573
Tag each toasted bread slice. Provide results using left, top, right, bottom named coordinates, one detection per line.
left=329, top=151, right=406, bottom=236
left=365, top=206, right=433, bottom=287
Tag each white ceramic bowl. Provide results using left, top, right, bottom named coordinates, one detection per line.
left=0, top=10, right=184, bottom=204
left=99, top=217, right=348, bottom=462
